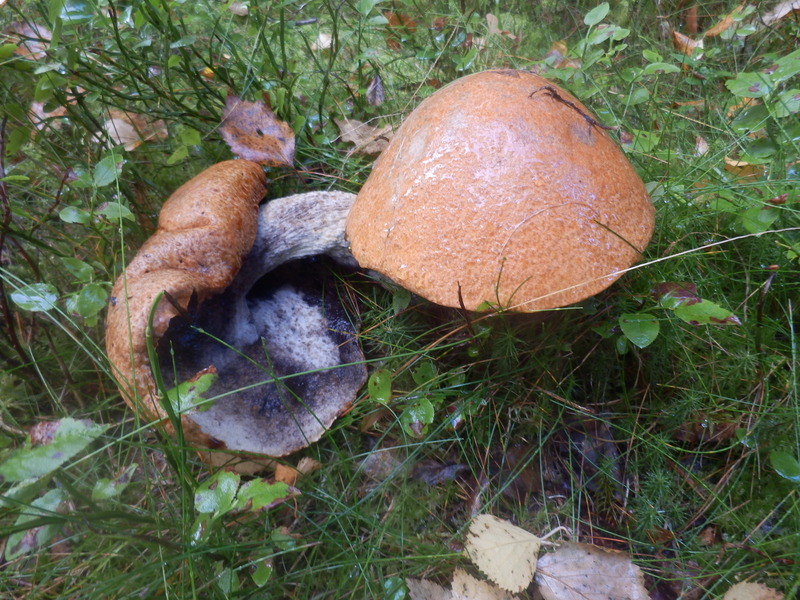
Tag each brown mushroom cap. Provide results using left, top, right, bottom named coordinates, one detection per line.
left=345, top=70, right=655, bottom=311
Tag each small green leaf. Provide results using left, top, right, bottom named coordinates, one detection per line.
left=642, top=62, right=681, bottom=75
left=215, top=566, right=239, bottom=595
left=771, top=49, right=800, bottom=84
left=673, top=298, right=741, bottom=326
left=97, top=202, right=134, bottom=222
left=368, top=369, right=392, bottom=404
left=169, top=36, right=195, bottom=48
left=93, top=155, right=122, bottom=187
left=59, top=206, right=91, bottom=224
left=91, top=463, right=137, bottom=501
left=770, top=450, right=800, bottom=483
left=233, top=479, right=294, bottom=512
left=166, top=145, right=189, bottom=165
left=400, top=397, right=435, bottom=437
left=642, top=49, right=662, bottom=63
left=392, top=287, right=411, bottom=314
left=195, top=471, right=240, bottom=516
left=412, top=361, right=437, bottom=386
left=355, top=0, right=379, bottom=16
left=584, top=2, right=609, bottom=26
left=625, top=87, right=650, bottom=106
left=73, top=283, right=108, bottom=318
left=251, top=559, right=273, bottom=587
left=741, top=206, right=779, bottom=234
left=772, top=89, right=800, bottom=118
left=621, top=129, right=660, bottom=153
left=61, top=257, right=93, bottom=283
left=0, top=43, right=17, bottom=60
left=10, top=283, right=58, bottom=312
left=165, top=371, right=218, bottom=413
left=725, top=72, right=772, bottom=98
left=5, top=489, right=68, bottom=560
left=619, top=312, right=660, bottom=348
left=0, top=418, right=107, bottom=482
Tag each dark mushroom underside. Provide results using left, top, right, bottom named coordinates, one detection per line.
left=157, top=257, right=366, bottom=457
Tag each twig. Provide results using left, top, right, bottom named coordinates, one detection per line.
left=529, top=86, right=618, bottom=131
left=0, top=116, right=31, bottom=365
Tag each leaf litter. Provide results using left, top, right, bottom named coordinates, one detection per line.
left=220, top=94, right=295, bottom=166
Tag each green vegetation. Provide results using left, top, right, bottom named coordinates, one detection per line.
left=1, top=0, right=799, bottom=597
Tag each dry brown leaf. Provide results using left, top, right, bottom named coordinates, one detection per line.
left=703, top=3, right=745, bottom=37
left=672, top=30, right=704, bottom=57
left=274, top=457, right=322, bottom=485
left=761, top=1, right=800, bottom=25
left=334, top=118, right=393, bottom=155
left=29, top=101, right=68, bottom=130
left=220, top=95, right=295, bottom=167
left=102, top=110, right=168, bottom=151
left=5, top=21, right=51, bottom=60
left=366, top=73, right=385, bottom=106
left=723, top=582, right=784, bottom=600
left=694, top=135, right=709, bottom=157
left=451, top=569, right=521, bottom=600
left=724, top=156, right=767, bottom=180
left=311, top=32, right=332, bottom=51
left=228, top=1, right=248, bottom=16
left=464, top=515, right=542, bottom=593
left=544, top=40, right=581, bottom=70
left=406, top=570, right=521, bottom=600
left=406, top=577, right=453, bottom=600
left=535, top=542, right=648, bottom=600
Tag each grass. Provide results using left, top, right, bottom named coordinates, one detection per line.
left=1, top=0, right=799, bottom=597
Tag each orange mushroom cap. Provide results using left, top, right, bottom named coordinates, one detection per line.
left=345, top=70, right=655, bottom=312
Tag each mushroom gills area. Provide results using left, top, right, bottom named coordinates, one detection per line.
left=157, top=257, right=365, bottom=456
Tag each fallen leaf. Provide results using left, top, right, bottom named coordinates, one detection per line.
left=220, top=94, right=295, bottom=167
left=311, top=32, right=332, bottom=51
left=672, top=30, right=704, bottom=58
left=761, top=1, right=800, bottom=25
left=464, top=515, right=542, bottom=593
left=723, top=582, right=784, bottom=600
left=544, top=40, right=581, bottom=70
left=228, top=1, right=248, bottom=16
left=724, top=156, right=767, bottom=180
left=703, top=3, right=744, bottom=37
left=694, top=135, right=709, bottom=156
left=451, top=569, right=520, bottom=600
left=535, top=542, right=649, bottom=600
left=4, top=21, right=51, bottom=60
left=334, top=118, right=393, bottom=155
left=274, top=457, right=322, bottom=486
left=406, top=570, right=521, bottom=600
left=29, top=101, right=68, bottom=130
left=366, top=73, right=385, bottom=106
left=406, top=577, right=453, bottom=600
left=384, top=11, right=417, bottom=51
left=102, top=110, right=168, bottom=151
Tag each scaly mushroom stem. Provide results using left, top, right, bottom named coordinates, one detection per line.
left=227, top=191, right=357, bottom=346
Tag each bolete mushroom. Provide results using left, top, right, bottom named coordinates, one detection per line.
left=345, top=69, right=655, bottom=311
left=107, top=69, right=655, bottom=465
left=106, top=160, right=365, bottom=467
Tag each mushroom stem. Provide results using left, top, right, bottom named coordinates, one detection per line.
left=226, top=191, right=357, bottom=346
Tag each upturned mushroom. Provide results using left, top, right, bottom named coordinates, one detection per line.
left=345, top=69, right=655, bottom=312
left=106, top=160, right=364, bottom=468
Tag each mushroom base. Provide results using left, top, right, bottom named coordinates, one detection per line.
left=157, top=257, right=366, bottom=457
